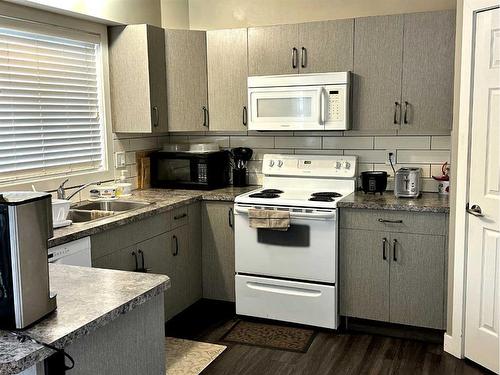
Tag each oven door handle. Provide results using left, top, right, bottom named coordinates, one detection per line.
left=234, top=205, right=336, bottom=219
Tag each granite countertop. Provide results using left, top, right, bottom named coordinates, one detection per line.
left=50, top=186, right=257, bottom=248
left=0, top=264, right=170, bottom=374
left=337, top=191, right=450, bottom=213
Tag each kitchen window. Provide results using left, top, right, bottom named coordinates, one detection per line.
left=0, top=13, right=112, bottom=187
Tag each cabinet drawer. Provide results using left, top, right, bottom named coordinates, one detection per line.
left=339, top=208, right=447, bottom=236
left=171, top=206, right=188, bottom=229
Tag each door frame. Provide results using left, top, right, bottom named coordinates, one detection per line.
left=445, top=0, right=499, bottom=358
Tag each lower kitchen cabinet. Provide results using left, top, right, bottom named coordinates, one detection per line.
left=339, top=208, right=448, bottom=330
left=201, top=201, right=235, bottom=302
left=339, top=229, right=390, bottom=322
left=91, top=203, right=202, bottom=322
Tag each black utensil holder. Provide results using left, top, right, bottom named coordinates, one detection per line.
left=232, top=168, right=247, bottom=187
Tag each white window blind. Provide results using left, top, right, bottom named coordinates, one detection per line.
left=0, top=23, right=105, bottom=183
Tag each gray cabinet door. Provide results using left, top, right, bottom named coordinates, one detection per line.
left=400, top=11, right=455, bottom=133
left=298, top=19, right=354, bottom=73
left=109, top=25, right=167, bottom=133
left=202, top=201, right=235, bottom=302
left=389, top=233, right=446, bottom=329
left=165, top=29, right=208, bottom=132
left=207, top=28, right=248, bottom=131
left=339, top=228, right=390, bottom=321
left=248, top=24, right=299, bottom=76
left=352, top=15, right=404, bottom=132
left=147, top=25, right=168, bottom=133
left=92, top=245, right=137, bottom=272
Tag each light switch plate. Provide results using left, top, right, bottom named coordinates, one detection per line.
left=115, top=151, right=126, bottom=169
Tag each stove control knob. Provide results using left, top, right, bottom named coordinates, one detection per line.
left=277, top=160, right=284, bottom=168
left=343, top=161, right=351, bottom=169
left=268, top=160, right=275, bottom=167
left=335, top=161, right=342, bottom=169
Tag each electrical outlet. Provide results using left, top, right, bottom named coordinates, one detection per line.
left=385, top=150, right=396, bottom=166
left=115, top=151, right=126, bottom=169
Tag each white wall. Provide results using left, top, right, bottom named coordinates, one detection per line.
left=188, top=0, right=456, bottom=30
left=6, top=0, right=162, bottom=25
left=161, top=0, right=189, bottom=29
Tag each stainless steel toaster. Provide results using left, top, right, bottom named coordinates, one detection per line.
left=394, top=168, right=421, bottom=198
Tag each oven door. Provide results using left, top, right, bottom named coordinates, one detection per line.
left=248, top=86, right=323, bottom=130
left=234, top=204, right=337, bottom=283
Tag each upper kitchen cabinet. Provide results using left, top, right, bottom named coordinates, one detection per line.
left=400, top=11, right=455, bottom=133
left=352, top=15, right=404, bottom=132
left=248, top=20, right=354, bottom=76
left=165, top=29, right=209, bottom=132
left=109, top=25, right=168, bottom=133
left=297, top=19, right=354, bottom=73
left=248, top=24, right=299, bottom=76
left=207, top=29, right=248, bottom=131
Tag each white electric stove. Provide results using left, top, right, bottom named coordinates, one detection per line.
left=234, top=154, right=357, bottom=329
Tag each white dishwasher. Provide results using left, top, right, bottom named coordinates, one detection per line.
left=48, top=236, right=92, bottom=267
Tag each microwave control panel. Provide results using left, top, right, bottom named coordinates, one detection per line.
left=326, top=87, right=345, bottom=122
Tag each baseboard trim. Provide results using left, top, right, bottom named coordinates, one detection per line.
left=444, top=333, right=463, bottom=358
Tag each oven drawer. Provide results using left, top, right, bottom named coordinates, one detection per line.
left=235, top=275, right=338, bottom=329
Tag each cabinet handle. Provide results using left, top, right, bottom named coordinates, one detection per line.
left=393, top=102, right=400, bottom=125
left=172, top=235, right=179, bottom=256
left=132, top=251, right=138, bottom=271
left=228, top=207, right=233, bottom=228
left=300, top=47, right=307, bottom=68
left=378, top=218, right=403, bottom=224
left=393, top=239, right=398, bottom=262
left=403, top=101, right=409, bottom=124
left=137, top=249, right=150, bottom=273
left=242, top=106, right=248, bottom=126
left=174, top=213, right=187, bottom=220
left=291, top=47, right=298, bottom=69
left=152, top=106, right=159, bottom=127
left=202, top=106, right=209, bottom=127
left=382, top=237, right=388, bottom=260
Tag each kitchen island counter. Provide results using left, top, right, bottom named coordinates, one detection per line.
left=0, top=264, right=169, bottom=374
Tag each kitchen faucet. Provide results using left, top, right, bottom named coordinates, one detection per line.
left=56, top=179, right=100, bottom=200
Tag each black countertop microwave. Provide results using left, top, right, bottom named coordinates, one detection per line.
left=151, top=150, right=230, bottom=190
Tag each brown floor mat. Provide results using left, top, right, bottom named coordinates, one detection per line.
left=220, top=320, right=316, bottom=353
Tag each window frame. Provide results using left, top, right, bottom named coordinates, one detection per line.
left=0, top=2, right=115, bottom=192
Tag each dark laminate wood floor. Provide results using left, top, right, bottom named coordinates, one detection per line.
left=165, top=300, right=493, bottom=375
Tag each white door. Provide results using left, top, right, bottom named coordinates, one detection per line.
left=465, top=6, right=500, bottom=373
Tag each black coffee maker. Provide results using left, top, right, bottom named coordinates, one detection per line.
left=230, top=147, right=253, bottom=187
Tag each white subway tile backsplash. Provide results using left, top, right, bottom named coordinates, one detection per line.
left=251, top=149, right=293, bottom=160
left=397, top=150, right=450, bottom=164
left=187, top=135, right=230, bottom=148
left=431, top=136, right=451, bottom=149
left=247, top=160, right=262, bottom=173
left=358, top=163, right=374, bottom=173
left=275, top=136, right=321, bottom=149
left=129, top=137, right=158, bottom=151
left=344, top=150, right=387, bottom=163
left=374, top=136, right=430, bottom=150
left=373, top=163, right=431, bottom=178
left=297, top=149, right=343, bottom=155
left=230, top=136, right=274, bottom=148
left=323, top=136, right=373, bottom=149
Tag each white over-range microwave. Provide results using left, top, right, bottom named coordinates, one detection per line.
left=247, top=72, right=351, bottom=131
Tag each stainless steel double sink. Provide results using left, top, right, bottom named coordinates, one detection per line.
left=68, top=200, right=151, bottom=224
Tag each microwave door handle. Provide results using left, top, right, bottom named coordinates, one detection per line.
left=319, top=88, right=326, bottom=125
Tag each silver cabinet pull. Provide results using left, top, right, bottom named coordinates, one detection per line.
left=152, top=106, right=159, bottom=127
left=393, top=102, right=400, bottom=125
left=378, top=218, right=403, bottom=224
left=392, top=239, right=398, bottom=262
left=242, top=106, right=248, bottom=126
left=403, top=101, right=409, bottom=124
left=466, top=203, right=484, bottom=217
left=301, top=47, right=307, bottom=68
left=173, top=213, right=187, bottom=220
left=291, top=47, right=298, bottom=69
left=382, top=237, right=388, bottom=261
left=202, top=106, right=209, bottom=127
